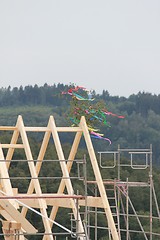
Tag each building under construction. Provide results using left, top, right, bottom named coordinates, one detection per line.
left=0, top=115, right=159, bottom=239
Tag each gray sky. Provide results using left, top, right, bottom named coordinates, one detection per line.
left=0, top=0, right=160, bottom=97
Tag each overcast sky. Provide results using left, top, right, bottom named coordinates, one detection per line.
left=0, top=0, right=160, bottom=97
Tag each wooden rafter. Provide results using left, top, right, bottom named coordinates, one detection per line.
left=0, top=115, right=120, bottom=240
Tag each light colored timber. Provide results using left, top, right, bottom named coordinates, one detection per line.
left=24, top=126, right=82, bottom=132
left=0, top=147, right=18, bottom=208
left=80, top=116, right=119, bottom=240
left=17, top=196, right=103, bottom=208
left=0, top=199, right=37, bottom=233
left=6, top=118, right=20, bottom=169
left=17, top=115, right=53, bottom=240
left=48, top=116, right=85, bottom=240
left=21, top=119, right=52, bottom=217
left=0, top=144, right=24, bottom=148
left=0, top=126, right=17, bottom=131
left=46, top=131, right=82, bottom=229
left=0, top=115, right=120, bottom=240
left=2, top=220, right=21, bottom=230
left=2, top=221, right=25, bottom=240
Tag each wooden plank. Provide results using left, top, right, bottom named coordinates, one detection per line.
left=21, top=120, right=51, bottom=217
left=24, top=126, right=82, bottom=132
left=79, top=197, right=103, bottom=208
left=17, top=116, right=47, bottom=207
left=24, top=127, right=50, bottom=132
left=19, top=198, right=73, bottom=209
left=46, top=130, right=82, bottom=233
left=0, top=144, right=24, bottom=149
left=56, top=127, right=82, bottom=132
left=80, top=116, right=119, bottom=240
left=17, top=116, right=53, bottom=240
left=0, top=126, right=17, bottom=131
left=0, top=210, right=14, bottom=221
left=6, top=119, right=20, bottom=168
left=18, top=196, right=103, bottom=208
left=2, top=221, right=21, bottom=230
left=3, top=193, right=84, bottom=199
left=0, top=199, right=37, bottom=233
left=48, top=116, right=85, bottom=239
left=0, top=147, right=18, bottom=208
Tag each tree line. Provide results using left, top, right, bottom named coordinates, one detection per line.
left=1, top=84, right=160, bottom=117
left=0, top=83, right=160, bottom=165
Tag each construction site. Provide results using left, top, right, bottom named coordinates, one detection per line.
left=0, top=115, right=160, bottom=240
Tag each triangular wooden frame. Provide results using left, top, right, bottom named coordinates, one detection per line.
left=0, top=115, right=119, bottom=240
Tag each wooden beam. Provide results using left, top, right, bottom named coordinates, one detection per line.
left=21, top=119, right=51, bottom=217
left=24, top=126, right=82, bottom=132
left=0, top=199, right=37, bottom=233
left=18, top=196, right=103, bottom=208
left=6, top=118, right=20, bottom=169
left=2, top=221, right=21, bottom=230
left=0, top=126, right=17, bottom=131
left=80, top=116, right=119, bottom=240
left=2, top=221, right=24, bottom=240
left=17, top=115, right=53, bottom=240
left=18, top=198, right=73, bottom=209
left=0, top=144, right=24, bottom=149
left=0, top=147, right=18, bottom=209
left=47, top=130, right=82, bottom=219
left=48, top=116, right=85, bottom=239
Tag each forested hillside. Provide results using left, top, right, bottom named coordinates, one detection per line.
left=0, top=83, right=160, bottom=239
left=0, top=83, right=160, bottom=165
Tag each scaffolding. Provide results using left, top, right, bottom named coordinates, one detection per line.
left=87, top=145, right=160, bottom=240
